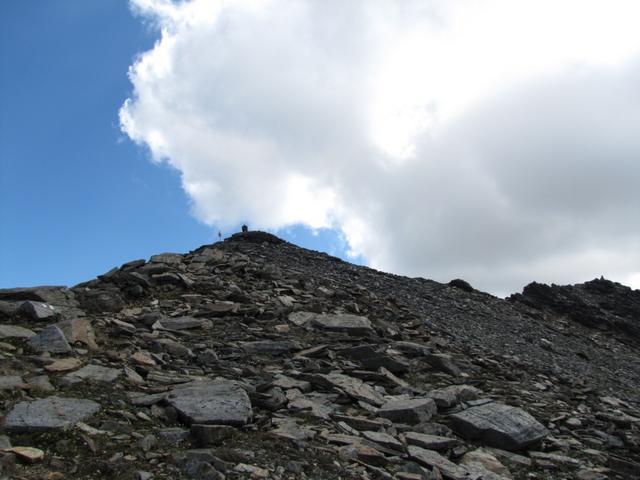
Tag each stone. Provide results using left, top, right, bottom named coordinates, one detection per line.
left=0, top=375, right=25, bottom=389
left=156, top=316, right=212, bottom=330
left=310, top=313, right=373, bottom=335
left=309, top=372, right=385, bottom=407
left=150, top=252, right=183, bottom=264
left=460, top=449, right=512, bottom=477
left=378, top=398, right=438, bottom=424
left=429, top=385, right=481, bottom=408
left=44, top=357, right=83, bottom=372
left=28, top=325, right=72, bottom=353
left=56, top=318, right=98, bottom=349
left=240, top=340, right=301, bottom=355
left=20, top=301, right=57, bottom=320
left=426, top=354, right=461, bottom=376
left=404, top=432, right=460, bottom=451
left=0, top=324, right=35, bottom=339
left=3, top=396, right=101, bottom=432
left=27, top=375, right=55, bottom=392
left=393, top=341, right=431, bottom=357
left=361, top=431, right=405, bottom=452
left=449, top=403, right=548, bottom=451
left=77, top=288, right=124, bottom=313
left=166, top=381, right=252, bottom=426
left=62, top=364, right=121, bottom=385
left=407, top=446, right=470, bottom=480
left=8, top=447, right=45, bottom=463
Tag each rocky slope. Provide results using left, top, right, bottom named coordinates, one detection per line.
left=0, top=231, right=638, bottom=480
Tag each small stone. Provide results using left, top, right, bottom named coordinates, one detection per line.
left=426, top=354, right=461, bottom=376
left=0, top=324, right=35, bottom=339
left=156, top=316, right=212, bottom=330
left=45, top=357, right=83, bottom=372
left=8, top=446, right=45, bottom=463
left=404, top=432, right=460, bottom=451
left=310, top=313, right=373, bottom=335
left=56, top=318, right=98, bottom=349
left=407, top=446, right=470, bottom=480
left=132, top=351, right=156, bottom=366
left=0, top=375, right=25, bottom=390
left=378, top=398, right=437, bottom=424
left=62, top=364, right=121, bottom=385
left=460, top=448, right=512, bottom=477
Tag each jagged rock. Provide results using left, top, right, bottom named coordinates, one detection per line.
left=309, top=313, right=373, bottom=335
left=62, top=364, right=122, bottom=385
left=191, top=424, right=237, bottom=446
left=28, top=325, right=72, bottom=353
left=404, top=432, right=460, bottom=451
left=378, top=398, right=438, bottom=424
left=56, top=318, right=98, bottom=349
left=155, top=316, right=212, bottom=330
left=239, top=340, right=301, bottom=355
left=460, top=449, right=512, bottom=478
left=426, top=353, right=461, bottom=376
left=44, top=357, right=83, bottom=372
left=428, top=385, right=482, bottom=408
left=449, top=403, right=548, bottom=451
left=76, top=288, right=124, bottom=313
left=306, top=372, right=385, bottom=406
left=7, top=447, right=45, bottom=464
left=0, top=324, right=35, bottom=338
left=407, top=446, right=470, bottom=480
left=3, top=396, right=100, bottom=432
left=20, top=301, right=57, bottom=320
left=166, top=381, right=252, bottom=426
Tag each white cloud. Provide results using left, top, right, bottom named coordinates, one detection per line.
left=121, top=0, right=640, bottom=295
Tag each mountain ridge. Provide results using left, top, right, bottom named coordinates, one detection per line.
left=0, top=231, right=638, bottom=479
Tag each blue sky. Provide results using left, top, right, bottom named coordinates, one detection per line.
left=0, top=1, right=351, bottom=288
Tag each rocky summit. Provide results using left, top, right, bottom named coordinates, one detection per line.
left=0, top=231, right=639, bottom=480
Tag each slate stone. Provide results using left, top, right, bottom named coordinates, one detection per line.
left=429, top=385, right=482, bottom=408
left=0, top=375, right=25, bottom=389
left=20, top=301, right=57, bottom=320
left=149, top=253, right=183, bottom=265
left=28, top=325, right=72, bottom=353
left=3, top=396, right=101, bottom=432
left=156, top=316, right=212, bottom=330
left=62, top=364, right=122, bottom=385
left=309, top=372, right=385, bottom=407
left=378, top=398, right=437, bottom=424
left=407, top=445, right=470, bottom=480
left=0, top=324, right=35, bottom=339
left=404, top=432, right=460, bottom=451
left=449, top=403, right=548, bottom=451
left=166, top=381, right=252, bottom=426
left=239, top=340, right=301, bottom=355
left=77, top=288, right=124, bottom=313
left=56, top=318, right=98, bottom=349
left=191, top=424, right=237, bottom=446
left=426, top=353, right=461, bottom=376
left=310, top=313, right=373, bottom=335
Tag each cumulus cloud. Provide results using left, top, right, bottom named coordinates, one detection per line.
left=121, top=0, right=640, bottom=295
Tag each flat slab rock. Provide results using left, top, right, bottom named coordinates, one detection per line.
left=0, top=324, right=35, bottom=339
left=3, top=396, right=101, bottom=432
left=449, top=402, right=548, bottom=451
left=289, top=312, right=373, bottom=335
left=62, top=364, right=122, bottom=385
left=378, top=397, right=437, bottom=424
left=155, top=316, right=212, bottom=330
left=166, top=381, right=252, bottom=426
left=407, top=445, right=470, bottom=480
left=28, top=325, right=71, bottom=353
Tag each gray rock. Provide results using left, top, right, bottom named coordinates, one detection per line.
left=310, top=313, right=373, bottom=335
left=156, top=316, right=212, bottom=330
left=378, top=398, right=437, bottom=424
left=393, top=341, right=431, bottom=357
left=62, top=364, right=122, bottom=385
left=426, top=353, right=461, bottom=376
left=407, top=446, right=470, bottom=480
left=404, top=432, right=460, bottom=451
left=167, top=381, right=252, bottom=426
left=149, top=252, right=183, bottom=265
left=158, top=427, right=190, bottom=445
left=429, top=384, right=482, bottom=408
left=0, top=375, right=25, bottom=390
left=0, top=324, right=35, bottom=339
left=309, top=372, right=385, bottom=407
left=56, top=318, right=98, bottom=349
left=76, top=288, right=124, bottom=313
left=449, top=403, right=548, bottom=451
left=239, top=340, right=301, bottom=355
left=20, top=301, right=57, bottom=320
left=0, top=435, right=11, bottom=449
left=28, top=325, right=72, bottom=353
left=3, top=396, right=101, bottom=432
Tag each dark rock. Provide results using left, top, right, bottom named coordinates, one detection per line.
left=449, top=403, right=547, bottom=451
left=3, top=396, right=100, bottom=432
left=378, top=398, right=438, bottom=424
left=20, top=300, right=57, bottom=320
left=166, top=381, right=252, bottom=426
left=28, top=325, right=72, bottom=353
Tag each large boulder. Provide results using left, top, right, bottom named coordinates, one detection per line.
left=166, top=381, right=252, bottom=426
left=450, top=402, right=548, bottom=451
